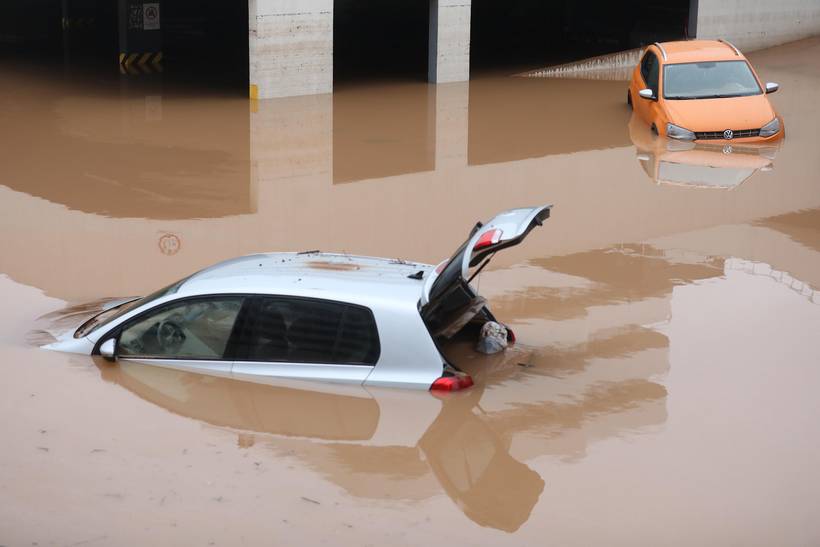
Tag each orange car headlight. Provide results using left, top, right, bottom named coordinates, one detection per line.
left=760, top=118, right=781, bottom=138
left=666, top=123, right=696, bottom=141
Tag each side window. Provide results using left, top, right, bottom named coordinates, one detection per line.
left=640, top=52, right=659, bottom=96
left=118, top=297, right=244, bottom=359
left=237, top=297, right=380, bottom=365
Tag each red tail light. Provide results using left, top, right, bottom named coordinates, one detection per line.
left=506, top=326, right=516, bottom=343
left=474, top=229, right=503, bottom=251
left=430, top=373, right=474, bottom=392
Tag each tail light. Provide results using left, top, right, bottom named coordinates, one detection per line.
left=473, top=229, right=503, bottom=251
left=430, top=373, right=474, bottom=392
left=506, top=326, right=516, bottom=343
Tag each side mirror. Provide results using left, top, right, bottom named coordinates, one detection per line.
left=638, top=88, right=655, bottom=100
left=765, top=82, right=779, bottom=94
left=100, top=338, right=117, bottom=362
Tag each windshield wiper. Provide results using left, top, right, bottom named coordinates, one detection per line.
left=668, top=93, right=751, bottom=100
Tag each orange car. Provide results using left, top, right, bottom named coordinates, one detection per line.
left=628, top=40, right=784, bottom=142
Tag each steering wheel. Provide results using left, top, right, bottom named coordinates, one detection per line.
left=156, top=320, right=186, bottom=352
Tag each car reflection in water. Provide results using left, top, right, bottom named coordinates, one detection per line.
left=91, top=323, right=669, bottom=533
left=95, top=360, right=544, bottom=532
left=628, top=114, right=779, bottom=189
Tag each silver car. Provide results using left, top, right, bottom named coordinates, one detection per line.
left=45, top=205, right=552, bottom=390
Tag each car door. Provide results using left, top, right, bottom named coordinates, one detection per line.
left=635, top=50, right=661, bottom=125
left=419, top=205, right=551, bottom=338
left=114, top=295, right=245, bottom=376
left=230, top=295, right=379, bottom=385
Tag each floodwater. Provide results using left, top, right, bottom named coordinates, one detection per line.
left=2, top=38, right=820, bottom=545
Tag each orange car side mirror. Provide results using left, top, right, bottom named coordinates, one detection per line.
left=639, top=89, right=656, bottom=101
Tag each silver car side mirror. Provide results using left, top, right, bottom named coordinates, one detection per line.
left=765, top=82, right=779, bottom=94
left=638, top=88, right=655, bottom=100
left=100, top=338, right=117, bottom=361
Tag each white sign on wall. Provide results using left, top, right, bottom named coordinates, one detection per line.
left=143, top=3, right=160, bottom=31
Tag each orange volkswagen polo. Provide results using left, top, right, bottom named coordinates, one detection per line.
left=628, top=40, right=784, bottom=142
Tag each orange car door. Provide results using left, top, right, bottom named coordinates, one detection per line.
left=635, top=51, right=661, bottom=127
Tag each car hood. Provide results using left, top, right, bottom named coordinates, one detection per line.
left=36, top=297, right=137, bottom=355
left=664, top=94, right=775, bottom=132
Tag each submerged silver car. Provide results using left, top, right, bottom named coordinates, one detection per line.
left=45, top=205, right=552, bottom=390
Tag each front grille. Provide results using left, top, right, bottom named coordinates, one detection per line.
left=695, top=128, right=761, bottom=140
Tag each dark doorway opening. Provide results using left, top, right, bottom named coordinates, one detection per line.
left=334, top=0, right=429, bottom=84
left=470, top=0, right=692, bottom=75
left=0, top=0, right=248, bottom=94
left=162, top=0, right=248, bottom=91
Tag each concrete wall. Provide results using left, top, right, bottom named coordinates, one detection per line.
left=428, top=0, right=472, bottom=83
left=249, top=0, right=333, bottom=99
left=696, top=0, right=820, bottom=51
left=245, top=0, right=820, bottom=98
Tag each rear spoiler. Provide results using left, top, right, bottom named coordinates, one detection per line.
left=421, top=205, right=552, bottom=307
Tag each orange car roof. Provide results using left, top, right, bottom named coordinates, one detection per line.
left=652, top=40, right=745, bottom=64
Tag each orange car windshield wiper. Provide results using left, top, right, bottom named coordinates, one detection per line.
left=668, top=93, right=741, bottom=100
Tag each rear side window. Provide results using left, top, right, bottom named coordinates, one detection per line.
left=235, top=297, right=380, bottom=365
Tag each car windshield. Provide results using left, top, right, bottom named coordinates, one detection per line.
left=663, top=60, right=762, bottom=100
left=74, top=276, right=190, bottom=338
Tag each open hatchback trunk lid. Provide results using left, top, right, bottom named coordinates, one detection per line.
left=420, top=205, right=552, bottom=338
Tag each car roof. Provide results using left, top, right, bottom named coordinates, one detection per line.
left=176, top=252, right=432, bottom=306
left=653, top=40, right=746, bottom=64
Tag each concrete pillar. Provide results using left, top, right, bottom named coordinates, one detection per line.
left=434, top=82, right=469, bottom=170
left=428, top=0, right=472, bottom=84
left=249, top=0, right=333, bottom=99
left=117, top=0, right=162, bottom=68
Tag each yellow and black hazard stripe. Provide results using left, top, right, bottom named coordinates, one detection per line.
left=118, top=51, right=163, bottom=75
left=61, top=17, right=96, bottom=31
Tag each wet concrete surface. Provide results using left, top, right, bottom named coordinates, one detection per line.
left=1, top=38, right=820, bottom=545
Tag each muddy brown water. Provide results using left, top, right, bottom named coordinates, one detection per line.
left=2, top=39, right=820, bottom=545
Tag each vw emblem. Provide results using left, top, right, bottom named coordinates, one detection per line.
left=723, top=144, right=733, bottom=155
left=723, top=129, right=734, bottom=140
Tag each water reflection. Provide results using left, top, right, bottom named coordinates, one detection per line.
left=467, top=77, right=631, bottom=165
left=97, top=362, right=545, bottom=532
left=628, top=114, right=779, bottom=189
left=3, top=47, right=819, bottom=306
left=333, top=83, right=435, bottom=183
left=0, top=68, right=252, bottom=219
left=94, top=354, right=667, bottom=532
left=756, top=208, right=820, bottom=255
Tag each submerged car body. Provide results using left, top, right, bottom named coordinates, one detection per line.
left=44, top=205, right=552, bottom=391
left=628, top=39, right=784, bottom=143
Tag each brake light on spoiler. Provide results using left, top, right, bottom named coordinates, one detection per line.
left=474, top=228, right=503, bottom=251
